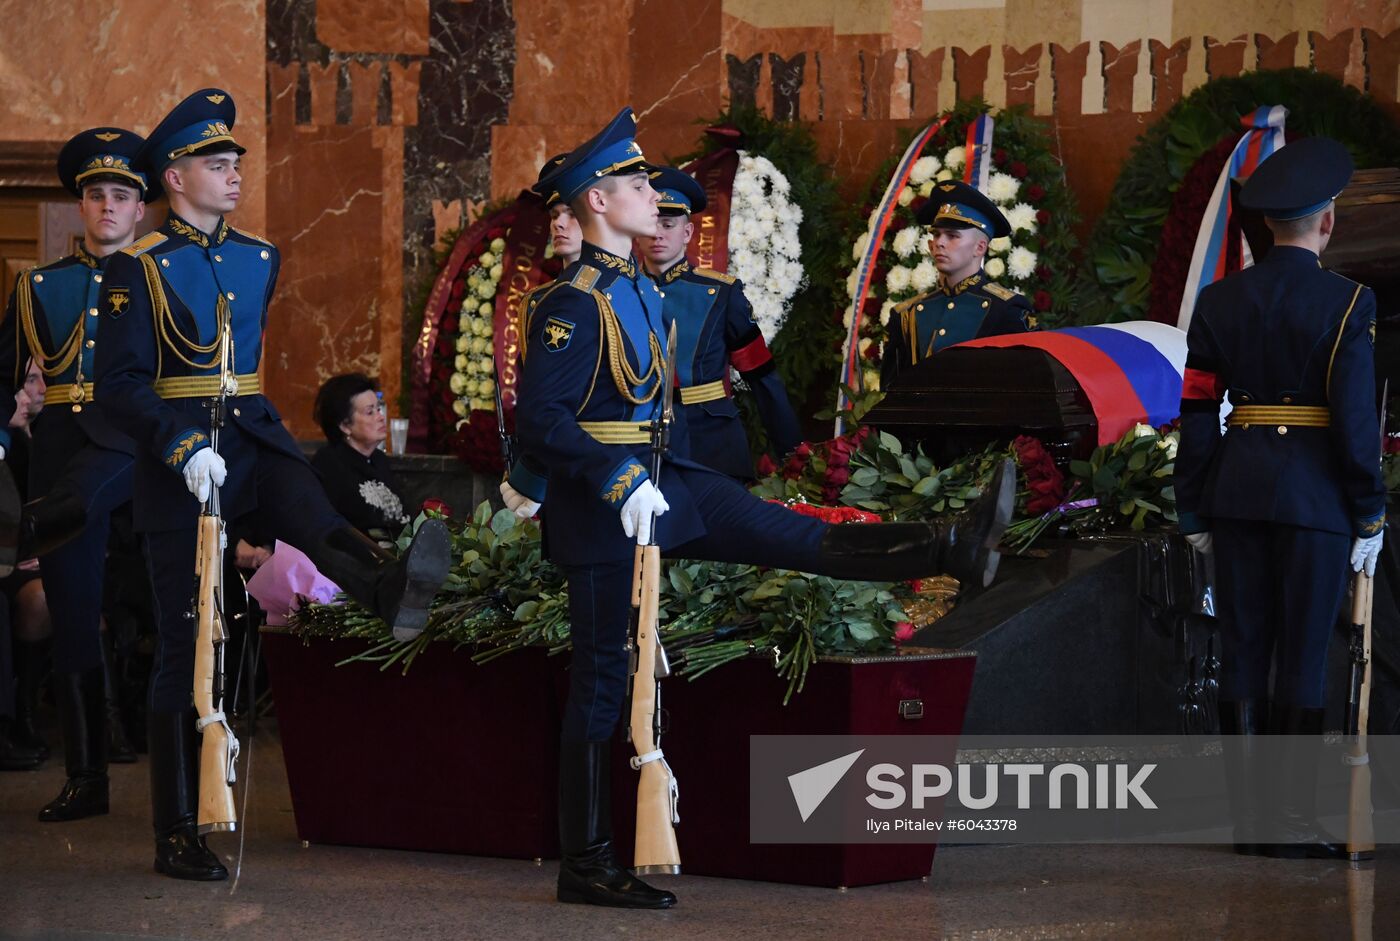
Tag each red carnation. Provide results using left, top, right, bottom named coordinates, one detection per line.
left=893, top=621, right=916, bottom=644
left=755, top=453, right=778, bottom=477
left=910, top=196, right=929, bottom=214
left=795, top=441, right=813, bottom=459
left=1036, top=209, right=1051, bottom=226
left=1036, top=265, right=1053, bottom=282
left=1027, top=184, right=1046, bottom=201
left=1010, top=161, right=1028, bottom=179
left=1386, top=434, right=1400, bottom=455
left=993, top=148, right=1008, bottom=167
left=863, top=343, right=880, bottom=361
left=1034, top=290, right=1052, bottom=312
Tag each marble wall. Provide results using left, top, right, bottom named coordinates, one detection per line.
left=3, top=0, right=1399, bottom=439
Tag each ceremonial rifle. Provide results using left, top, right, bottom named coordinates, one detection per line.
left=192, top=324, right=240, bottom=834
left=1344, top=381, right=1385, bottom=865
left=494, top=375, right=516, bottom=473
left=627, top=321, right=681, bottom=876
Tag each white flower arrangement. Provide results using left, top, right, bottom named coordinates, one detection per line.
left=727, top=151, right=804, bottom=343
left=450, top=237, right=507, bottom=419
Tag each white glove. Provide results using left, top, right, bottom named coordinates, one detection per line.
left=1351, top=532, right=1384, bottom=578
left=619, top=480, right=669, bottom=545
left=183, top=447, right=227, bottom=504
left=1184, top=531, right=1212, bottom=555
left=0, top=444, right=6, bottom=461
left=499, top=481, right=541, bottom=520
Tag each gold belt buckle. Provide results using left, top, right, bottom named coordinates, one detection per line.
left=223, top=375, right=240, bottom=397
left=69, top=384, right=86, bottom=404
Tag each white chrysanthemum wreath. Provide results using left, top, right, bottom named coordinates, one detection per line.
left=727, top=152, right=805, bottom=343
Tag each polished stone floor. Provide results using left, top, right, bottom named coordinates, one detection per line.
left=1, top=724, right=1396, bottom=941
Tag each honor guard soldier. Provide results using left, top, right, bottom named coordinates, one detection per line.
left=641, top=165, right=802, bottom=479
left=0, top=128, right=152, bottom=805
left=881, top=180, right=1035, bottom=389
left=1175, top=137, right=1384, bottom=859
left=517, top=108, right=1015, bottom=911
left=94, top=89, right=451, bottom=881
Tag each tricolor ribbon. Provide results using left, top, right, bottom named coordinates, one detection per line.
left=963, top=113, right=995, bottom=192
left=1176, top=105, right=1287, bottom=331
left=835, top=115, right=951, bottom=435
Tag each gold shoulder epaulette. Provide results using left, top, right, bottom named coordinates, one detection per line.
left=122, top=232, right=167, bottom=256
left=981, top=282, right=1017, bottom=301
left=569, top=264, right=601, bottom=293
left=693, top=267, right=736, bottom=285
left=232, top=226, right=273, bottom=247
left=893, top=291, right=929, bottom=314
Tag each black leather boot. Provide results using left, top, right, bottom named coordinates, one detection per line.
left=817, top=458, right=1015, bottom=588
left=309, top=521, right=452, bottom=641
left=0, top=717, right=42, bottom=770
left=0, top=476, right=88, bottom=577
left=11, top=639, right=49, bottom=760
left=101, top=642, right=136, bottom=764
left=557, top=740, right=677, bottom=909
left=1266, top=703, right=1344, bottom=859
left=1218, top=699, right=1266, bottom=856
left=38, top=668, right=109, bottom=821
left=148, top=710, right=227, bottom=880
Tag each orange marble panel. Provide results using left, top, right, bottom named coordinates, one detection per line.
left=1204, top=35, right=1247, bottom=80
left=1101, top=41, right=1141, bottom=114
left=308, top=63, right=342, bottom=127
left=1149, top=38, right=1192, bottom=113
left=375, top=124, right=405, bottom=416
left=0, top=0, right=267, bottom=235
left=1004, top=44, right=1042, bottom=110
left=1050, top=43, right=1090, bottom=118
left=269, top=63, right=301, bottom=130
left=907, top=47, right=946, bottom=117
left=388, top=62, right=422, bottom=127
left=264, top=123, right=393, bottom=438
left=1255, top=32, right=1300, bottom=71
left=1365, top=29, right=1400, bottom=104
left=630, top=0, right=725, bottom=122
left=1325, top=0, right=1400, bottom=35
left=1310, top=29, right=1355, bottom=82
left=866, top=48, right=902, bottom=119
left=316, top=0, right=430, bottom=56
left=348, top=62, right=381, bottom=126
left=952, top=46, right=991, bottom=103
left=509, top=0, right=632, bottom=128
left=822, top=40, right=866, bottom=120
left=1051, top=110, right=1151, bottom=242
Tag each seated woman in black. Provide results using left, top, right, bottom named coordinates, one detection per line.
left=310, top=374, right=408, bottom=546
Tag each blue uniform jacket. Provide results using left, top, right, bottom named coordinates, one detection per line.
left=1175, top=245, right=1384, bottom=538
left=0, top=246, right=136, bottom=489
left=93, top=213, right=306, bottom=532
left=513, top=243, right=708, bottom=565
left=881, top=271, right=1035, bottom=388
left=655, top=259, right=801, bottom=478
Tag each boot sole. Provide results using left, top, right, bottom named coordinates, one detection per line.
left=38, top=801, right=110, bottom=822
left=154, top=858, right=229, bottom=881
left=557, top=887, right=677, bottom=909
left=390, top=520, right=452, bottom=642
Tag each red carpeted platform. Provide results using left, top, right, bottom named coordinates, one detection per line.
left=263, top=631, right=975, bottom=887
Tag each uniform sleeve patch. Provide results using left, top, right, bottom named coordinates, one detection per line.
left=165, top=428, right=210, bottom=469
left=543, top=317, right=575, bottom=352
left=106, top=286, right=130, bottom=318
left=601, top=460, right=648, bottom=505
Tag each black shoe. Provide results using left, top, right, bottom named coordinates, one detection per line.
left=101, top=643, right=137, bottom=764
left=148, top=710, right=228, bottom=881
left=1265, top=704, right=1344, bottom=860
left=1219, top=699, right=1267, bottom=856
left=0, top=475, right=88, bottom=577
left=0, top=720, right=43, bottom=771
left=38, top=775, right=109, bottom=820
left=155, top=826, right=229, bottom=881
left=310, top=521, right=452, bottom=642
left=557, top=740, right=677, bottom=910
left=37, top=668, right=109, bottom=822
left=12, top=639, right=49, bottom=761
left=817, top=459, right=1015, bottom=588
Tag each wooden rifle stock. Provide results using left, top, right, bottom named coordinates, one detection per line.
left=194, top=511, right=238, bottom=834
left=627, top=542, right=680, bottom=875
left=1345, top=571, right=1374, bottom=864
